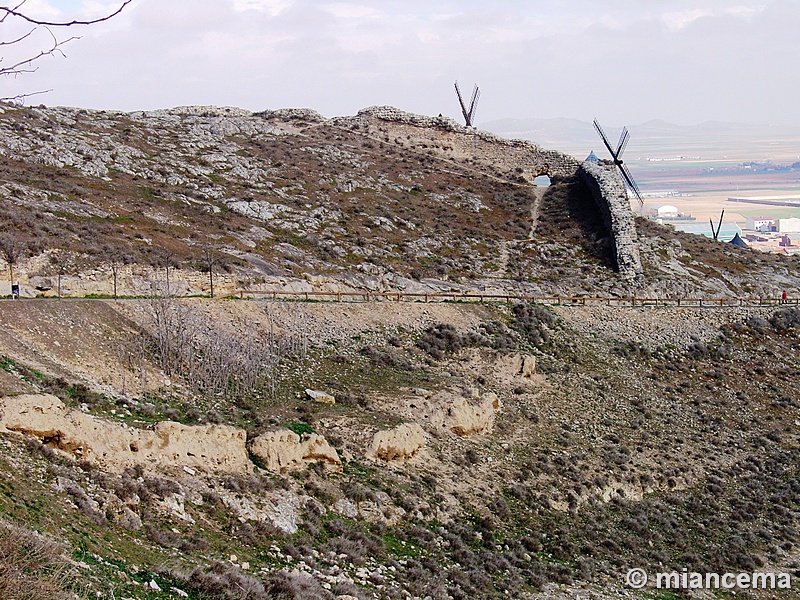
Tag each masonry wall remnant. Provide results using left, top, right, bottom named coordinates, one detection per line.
left=579, top=161, right=643, bottom=280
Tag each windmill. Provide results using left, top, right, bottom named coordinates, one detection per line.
left=710, top=209, right=725, bottom=241
left=454, top=81, right=480, bottom=127
left=592, top=119, right=643, bottom=206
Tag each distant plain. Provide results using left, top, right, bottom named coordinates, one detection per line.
left=485, top=118, right=800, bottom=224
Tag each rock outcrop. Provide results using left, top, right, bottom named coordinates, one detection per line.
left=447, top=392, right=502, bottom=437
left=305, top=389, right=336, bottom=404
left=367, top=423, right=426, bottom=462
left=248, top=428, right=341, bottom=472
left=0, top=394, right=249, bottom=473
left=494, top=352, right=536, bottom=379
left=349, top=106, right=582, bottom=180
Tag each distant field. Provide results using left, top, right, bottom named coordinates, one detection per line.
left=486, top=118, right=800, bottom=227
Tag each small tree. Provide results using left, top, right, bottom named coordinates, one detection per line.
left=201, top=243, right=224, bottom=298
left=48, top=248, right=75, bottom=298
left=152, top=248, right=178, bottom=297
left=0, top=233, right=27, bottom=296
left=105, top=245, right=132, bottom=300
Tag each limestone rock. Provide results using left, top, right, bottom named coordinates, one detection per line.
left=218, top=488, right=301, bottom=534
left=163, top=491, right=194, bottom=523
left=367, top=423, right=426, bottom=461
left=333, top=498, right=359, bottom=518
left=520, top=355, right=536, bottom=378
left=103, top=493, right=142, bottom=531
left=305, top=388, right=335, bottom=404
left=29, top=276, right=52, bottom=291
left=249, top=428, right=341, bottom=472
left=447, top=392, right=502, bottom=437
left=0, top=394, right=249, bottom=473
left=494, top=353, right=536, bottom=379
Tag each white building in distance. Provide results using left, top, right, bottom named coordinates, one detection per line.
left=656, top=205, right=679, bottom=218
left=745, top=216, right=775, bottom=232
left=778, top=217, right=800, bottom=233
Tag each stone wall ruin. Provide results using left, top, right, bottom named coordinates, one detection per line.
left=345, top=106, right=642, bottom=279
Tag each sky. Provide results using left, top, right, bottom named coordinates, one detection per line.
left=2, top=0, right=799, bottom=126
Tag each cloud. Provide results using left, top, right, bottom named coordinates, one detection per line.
left=231, top=0, right=293, bottom=17
left=7, top=0, right=798, bottom=125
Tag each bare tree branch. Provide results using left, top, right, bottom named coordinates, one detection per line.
left=0, top=1, right=132, bottom=27
left=0, top=1, right=130, bottom=102
left=1, top=27, right=75, bottom=76
left=0, top=28, right=36, bottom=46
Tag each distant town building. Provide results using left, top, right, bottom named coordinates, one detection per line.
left=656, top=205, right=679, bottom=218
left=745, top=216, right=776, bottom=232
left=778, top=217, right=800, bottom=233
left=781, top=234, right=800, bottom=247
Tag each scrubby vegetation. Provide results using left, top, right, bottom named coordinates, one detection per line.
left=3, top=104, right=800, bottom=599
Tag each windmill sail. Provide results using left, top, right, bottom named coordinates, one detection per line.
left=455, top=81, right=480, bottom=126
left=593, top=118, right=643, bottom=206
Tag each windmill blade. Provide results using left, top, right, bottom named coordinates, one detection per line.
left=454, top=81, right=470, bottom=124
left=709, top=218, right=718, bottom=240
left=616, top=128, right=630, bottom=158
left=620, top=164, right=643, bottom=206
left=468, top=85, right=480, bottom=124
left=593, top=119, right=618, bottom=161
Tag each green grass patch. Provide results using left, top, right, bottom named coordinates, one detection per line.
left=284, top=422, right=314, bottom=436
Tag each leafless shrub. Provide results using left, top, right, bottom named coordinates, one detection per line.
left=264, top=302, right=310, bottom=359
left=770, top=307, right=800, bottom=331
left=512, top=303, right=557, bottom=348
left=233, top=521, right=284, bottom=546
left=266, top=569, right=332, bottom=600
left=143, top=476, right=181, bottom=499
left=57, top=478, right=105, bottom=525
left=143, top=523, right=181, bottom=548
left=172, top=560, right=269, bottom=599
left=139, top=297, right=279, bottom=400
left=112, top=330, right=150, bottom=396
left=0, top=520, right=75, bottom=600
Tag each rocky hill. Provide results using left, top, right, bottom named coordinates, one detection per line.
left=1, top=102, right=799, bottom=298
left=1, top=103, right=800, bottom=600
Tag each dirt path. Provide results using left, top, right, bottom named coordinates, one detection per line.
left=528, top=184, right=548, bottom=238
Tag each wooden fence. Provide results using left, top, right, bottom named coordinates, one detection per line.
left=231, top=289, right=799, bottom=308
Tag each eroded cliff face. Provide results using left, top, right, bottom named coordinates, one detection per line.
left=0, top=394, right=250, bottom=474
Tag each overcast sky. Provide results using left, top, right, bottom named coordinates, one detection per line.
left=3, top=0, right=799, bottom=126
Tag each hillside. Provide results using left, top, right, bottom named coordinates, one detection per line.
left=1, top=103, right=799, bottom=299
left=1, top=104, right=800, bottom=599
